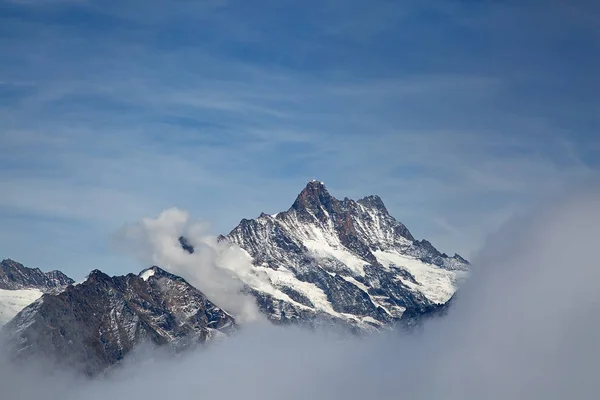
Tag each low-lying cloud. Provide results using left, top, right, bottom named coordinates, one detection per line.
left=116, top=207, right=264, bottom=323
left=2, top=188, right=600, bottom=399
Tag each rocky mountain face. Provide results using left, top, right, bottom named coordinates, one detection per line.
left=221, top=180, right=469, bottom=329
left=0, top=259, right=75, bottom=326
left=3, top=266, right=235, bottom=375
left=0, top=259, right=73, bottom=291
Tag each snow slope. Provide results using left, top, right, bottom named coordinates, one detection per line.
left=0, top=288, right=43, bottom=326
left=224, top=181, right=469, bottom=328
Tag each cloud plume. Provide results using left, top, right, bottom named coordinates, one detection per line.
left=117, top=207, right=264, bottom=323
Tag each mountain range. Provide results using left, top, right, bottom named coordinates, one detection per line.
left=0, top=181, right=469, bottom=373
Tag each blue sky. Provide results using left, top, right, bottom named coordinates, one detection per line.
left=1, top=0, right=599, bottom=279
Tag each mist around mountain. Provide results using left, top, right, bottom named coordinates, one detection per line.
left=0, top=182, right=468, bottom=375
left=0, top=182, right=469, bottom=374
left=1, top=187, right=599, bottom=399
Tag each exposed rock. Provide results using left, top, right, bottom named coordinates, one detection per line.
left=3, top=266, right=235, bottom=375
left=215, top=180, right=469, bottom=329
left=0, top=259, right=74, bottom=291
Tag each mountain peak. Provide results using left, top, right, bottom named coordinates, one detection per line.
left=290, top=180, right=337, bottom=214
left=302, top=179, right=328, bottom=195
left=86, top=269, right=111, bottom=283
left=224, top=180, right=469, bottom=327
left=139, top=265, right=187, bottom=283
left=357, top=195, right=389, bottom=213
left=1, top=259, right=23, bottom=268
left=0, top=258, right=74, bottom=291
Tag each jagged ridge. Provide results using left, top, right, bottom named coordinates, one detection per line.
left=3, top=266, right=235, bottom=375
left=0, top=259, right=75, bottom=326
left=0, top=259, right=74, bottom=291
left=222, top=180, right=469, bottom=328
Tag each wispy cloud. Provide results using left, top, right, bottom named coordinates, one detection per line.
left=0, top=0, right=598, bottom=276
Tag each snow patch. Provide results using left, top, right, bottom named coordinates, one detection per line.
left=303, top=239, right=368, bottom=276
left=140, top=269, right=155, bottom=281
left=255, top=266, right=338, bottom=316
left=280, top=216, right=369, bottom=276
left=0, top=288, right=43, bottom=326
left=373, top=250, right=466, bottom=304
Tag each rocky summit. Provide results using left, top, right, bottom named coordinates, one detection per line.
left=3, top=266, right=234, bottom=375
left=0, top=259, right=73, bottom=291
left=220, top=180, right=469, bottom=329
left=0, top=259, right=74, bottom=325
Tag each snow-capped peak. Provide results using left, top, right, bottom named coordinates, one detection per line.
left=222, top=180, right=469, bottom=329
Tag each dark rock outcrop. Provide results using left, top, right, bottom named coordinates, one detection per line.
left=3, top=266, right=234, bottom=375
left=0, top=259, right=74, bottom=291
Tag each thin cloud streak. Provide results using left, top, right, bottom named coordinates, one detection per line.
left=0, top=0, right=598, bottom=276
